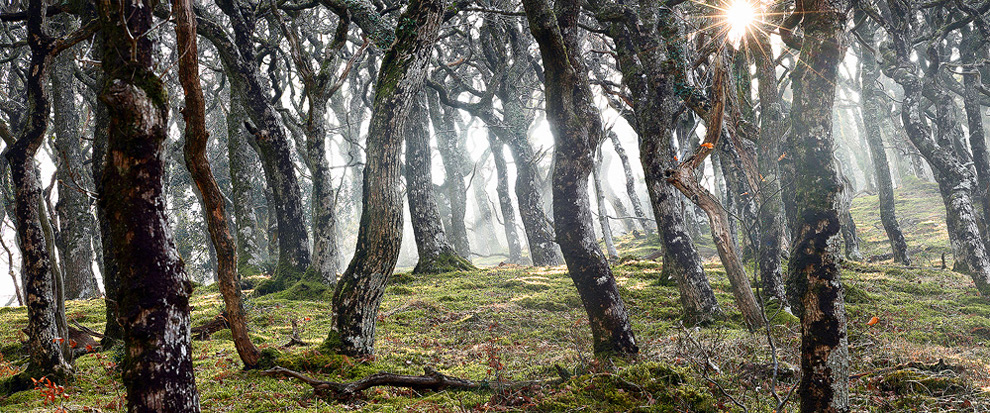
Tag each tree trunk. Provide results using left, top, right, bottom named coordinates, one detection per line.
left=488, top=133, right=525, bottom=263
left=593, top=148, right=619, bottom=261
left=428, top=91, right=472, bottom=258
left=961, top=27, right=990, bottom=239
left=305, top=97, right=341, bottom=284
left=173, top=0, right=262, bottom=369
left=857, top=16, right=910, bottom=265
left=1, top=0, right=73, bottom=390
left=838, top=172, right=863, bottom=261
left=96, top=0, right=200, bottom=407
left=327, top=0, right=445, bottom=357
left=524, top=0, right=638, bottom=357
left=608, top=131, right=651, bottom=234
left=405, top=94, right=474, bottom=274
left=498, top=89, right=564, bottom=267
left=587, top=3, right=720, bottom=323
left=878, top=0, right=990, bottom=294
left=51, top=15, right=99, bottom=300
left=751, top=30, right=790, bottom=305
left=778, top=1, right=851, bottom=410
left=226, top=89, right=267, bottom=276
left=209, top=0, right=312, bottom=294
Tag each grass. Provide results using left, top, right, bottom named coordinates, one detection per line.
left=0, top=179, right=987, bottom=411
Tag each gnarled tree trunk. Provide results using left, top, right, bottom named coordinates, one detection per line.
left=327, top=0, right=445, bottom=357
left=97, top=0, right=200, bottom=407
left=173, top=0, right=262, bottom=369
left=778, top=1, right=851, bottom=410
left=523, top=0, right=638, bottom=357
left=405, top=94, right=474, bottom=274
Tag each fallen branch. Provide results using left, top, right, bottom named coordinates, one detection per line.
left=191, top=313, right=230, bottom=340
left=261, top=366, right=481, bottom=399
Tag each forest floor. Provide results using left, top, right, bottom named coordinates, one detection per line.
left=1, top=178, right=988, bottom=412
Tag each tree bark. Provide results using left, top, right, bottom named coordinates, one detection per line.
left=488, top=133, right=525, bottom=263
left=878, top=0, right=990, bottom=295
left=428, top=90, right=472, bottom=258
left=226, top=89, right=267, bottom=276
left=778, top=1, right=851, bottom=410
left=173, top=0, right=262, bottom=369
left=51, top=14, right=99, bottom=300
left=206, top=0, right=312, bottom=294
left=586, top=1, right=720, bottom=323
left=405, top=94, right=475, bottom=274
left=523, top=0, right=638, bottom=357
left=326, top=0, right=445, bottom=357
left=96, top=0, right=200, bottom=407
left=960, top=26, right=990, bottom=239
left=2, top=0, right=73, bottom=389
left=856, top=15, right=910, bottom=265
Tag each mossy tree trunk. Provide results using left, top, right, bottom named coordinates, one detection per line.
left=3, top=0, right=74, bottom=388
left=778, top=1, right=851, bottom=410
left=226, top=89, right=267, bottom=276
left=750, top=29, right=790, bottom=305
left=206, top=0, right=312, bottom=294
left=51, top=15, right=100, bottom=300
left=523, top=0, right=638, bottom=357
left=586, top=1, right=720, bottom=324
left=96, top=0, right=200, bottom=407
left=855, top=15, right=910, bottom=265
left=878, top=0, right=990, bottom=295
left=174, top=0, right=262, bottom=369
left=326, top=0, right=445, bottom=357
left=405, top=94, right=475, bottom=274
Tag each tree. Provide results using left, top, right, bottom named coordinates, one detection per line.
left=202, top=0, right=313, bottom=295
left=174, top=0, right=263, bottom=369
left=96, top=0, right=200, bottom=407
left=778, top=0, right=851, bottom=410
left=854, top=13, right=910, bottom=265
left=0, top=0, right=81, bottom=391
left=874, top=0, right=990, bottom=294
left=326, top=0, right=446, bottom=357
left=51, top=14, right=100, bottom=300
left=405, top=94, right=476, bottom=274
left=586, top=0, right=720, bottom=323
left=523, top=0, right=638, bottom=357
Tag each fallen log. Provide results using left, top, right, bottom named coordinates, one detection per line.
left=261, top=366, right=561, bottom=400
left=261, top=366, right=480, bottom=399
left=191, top=313, right=229, bottom=340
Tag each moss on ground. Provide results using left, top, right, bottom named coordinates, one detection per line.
left=0, top=184, right=988, bottom=410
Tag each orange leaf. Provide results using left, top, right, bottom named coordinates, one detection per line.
left=701, top=142, right=714, bottom=149
left=778, top=152, right=787, bottom=161
left=867, top=316, right=880, bottom=326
